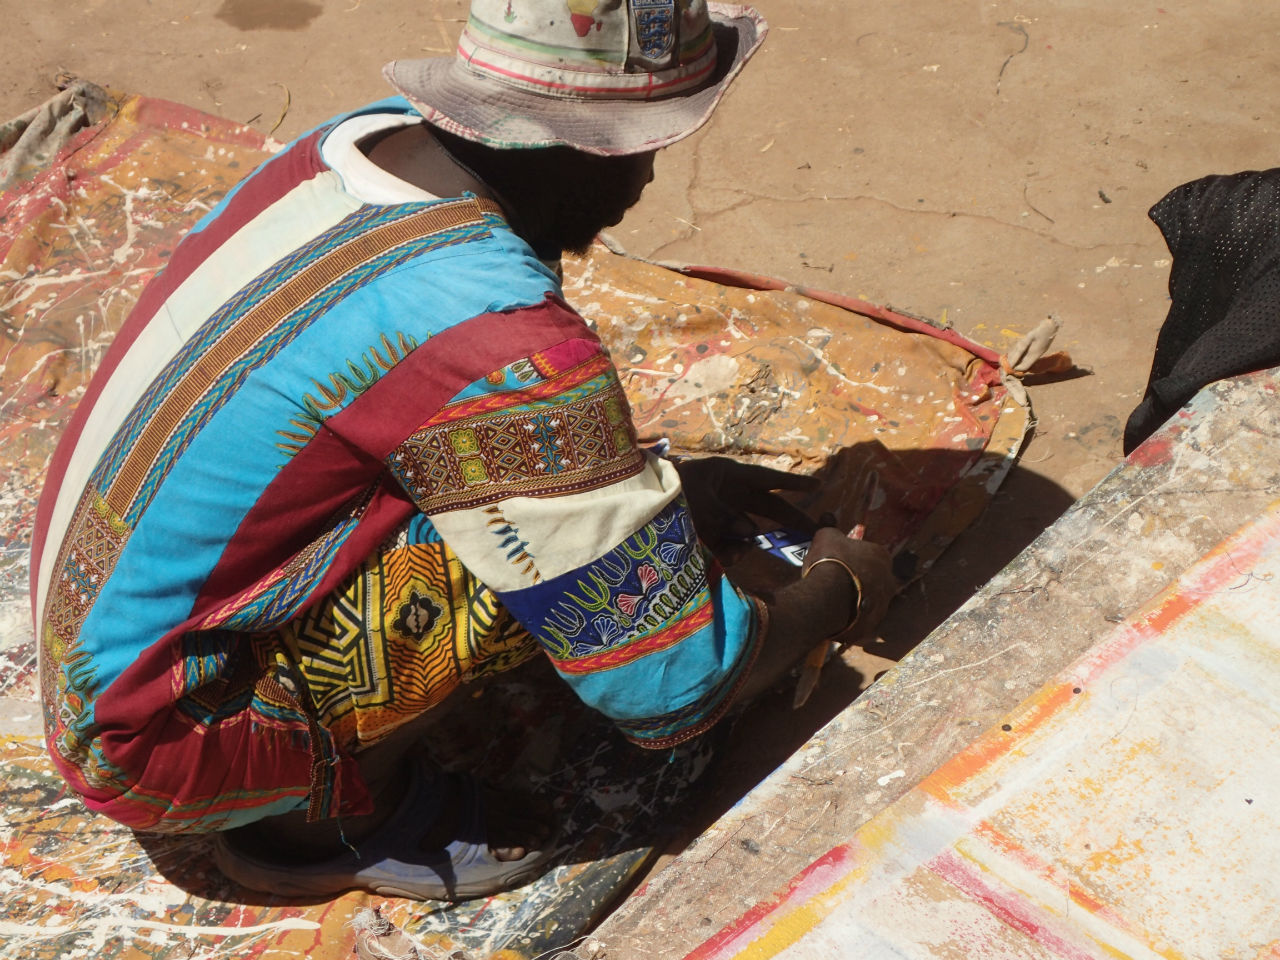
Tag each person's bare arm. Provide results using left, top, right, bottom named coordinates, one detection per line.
left=741, top=529, right=894, bottom=702
left=673, top=457, right=896, bottom=701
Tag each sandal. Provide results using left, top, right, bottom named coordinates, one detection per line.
left=212, top=757, right=556, bottom=902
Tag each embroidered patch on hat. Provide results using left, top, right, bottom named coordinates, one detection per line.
left=383, top=1, right=768, bottom=154
left=633, top=0, right=676, bottom=64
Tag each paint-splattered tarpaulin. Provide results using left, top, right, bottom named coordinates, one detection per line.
left=561, top=257, right=1028, bottom=573
left=0, top=92, right=1026, bottom=959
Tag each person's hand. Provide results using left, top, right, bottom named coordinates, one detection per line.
left=739, top=525, right=897, bottom=702
left=673, top=456, right=819, bottom=550
left=801, top=527, right=896, bottom=644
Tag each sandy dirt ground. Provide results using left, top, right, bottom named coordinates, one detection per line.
left=7, top=0, right=1280, bottom=887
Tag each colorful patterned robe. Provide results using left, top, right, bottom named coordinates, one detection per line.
left=29, top=99, right=761, bottom=832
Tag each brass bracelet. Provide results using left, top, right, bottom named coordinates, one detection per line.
left=801, top=556, right=863, bottom=636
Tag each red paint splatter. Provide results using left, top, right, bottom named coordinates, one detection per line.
left=570, top=12, right=596, bottom=36
left=1127, top=433, right=1173, bottom=467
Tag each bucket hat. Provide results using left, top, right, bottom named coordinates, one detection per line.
left=383, top=0, right=767, bottom=156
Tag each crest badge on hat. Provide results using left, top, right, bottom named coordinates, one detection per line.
left=633, top=0, right=676, bottom=64
left=383, top=1, right=767, bottom=156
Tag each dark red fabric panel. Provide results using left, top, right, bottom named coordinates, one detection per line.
left=30, top=131, right=328, bottom=609
left=83, top=298, right=597, bottom=823
left=191, top=296, right=596, bottom=621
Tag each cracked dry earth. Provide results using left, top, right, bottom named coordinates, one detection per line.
left=9, top=0, right=1280, bottom=861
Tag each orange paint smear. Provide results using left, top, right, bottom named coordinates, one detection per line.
left=683, top=844, right=857, bottom=960
left=922, top=682, right=1076, bottom=801
left=925, top=500, right=1280, bottom=796
left=972, top=822, right=1136, bottom=934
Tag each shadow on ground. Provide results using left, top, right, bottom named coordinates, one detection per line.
left=654, top=457, right=1077, bottom=866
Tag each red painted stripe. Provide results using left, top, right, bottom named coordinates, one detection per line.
left=190, top=297, right=595, bottom=621
left=929, top=849, right=1099, bottom=960
left=683, top=844, right=857, bottom=960
left=30, top=131, right=328, bottom=613
left=972, top=822, right=1132, bottom=932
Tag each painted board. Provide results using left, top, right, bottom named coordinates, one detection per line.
left=686, top=499, right=1280, bottom=959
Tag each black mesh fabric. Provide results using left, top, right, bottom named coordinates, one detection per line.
left=1124, top=169, right=1280, bottom=454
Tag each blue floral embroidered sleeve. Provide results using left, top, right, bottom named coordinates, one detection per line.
left=498, top=496, right=762, bottom=746
left=388, top=323, right=763, bottom=747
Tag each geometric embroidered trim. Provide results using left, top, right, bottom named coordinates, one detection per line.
left=390, top=353, right=644, bottom=515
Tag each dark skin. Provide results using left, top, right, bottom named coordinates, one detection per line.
left=672, top=457, right=894, bottom=702
left=364, top=124, right=657, bottom=256
left=244, top=124, right=893, bottom=867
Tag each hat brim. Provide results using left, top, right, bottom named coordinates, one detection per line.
left=383, top=4, right=766, bottom=157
